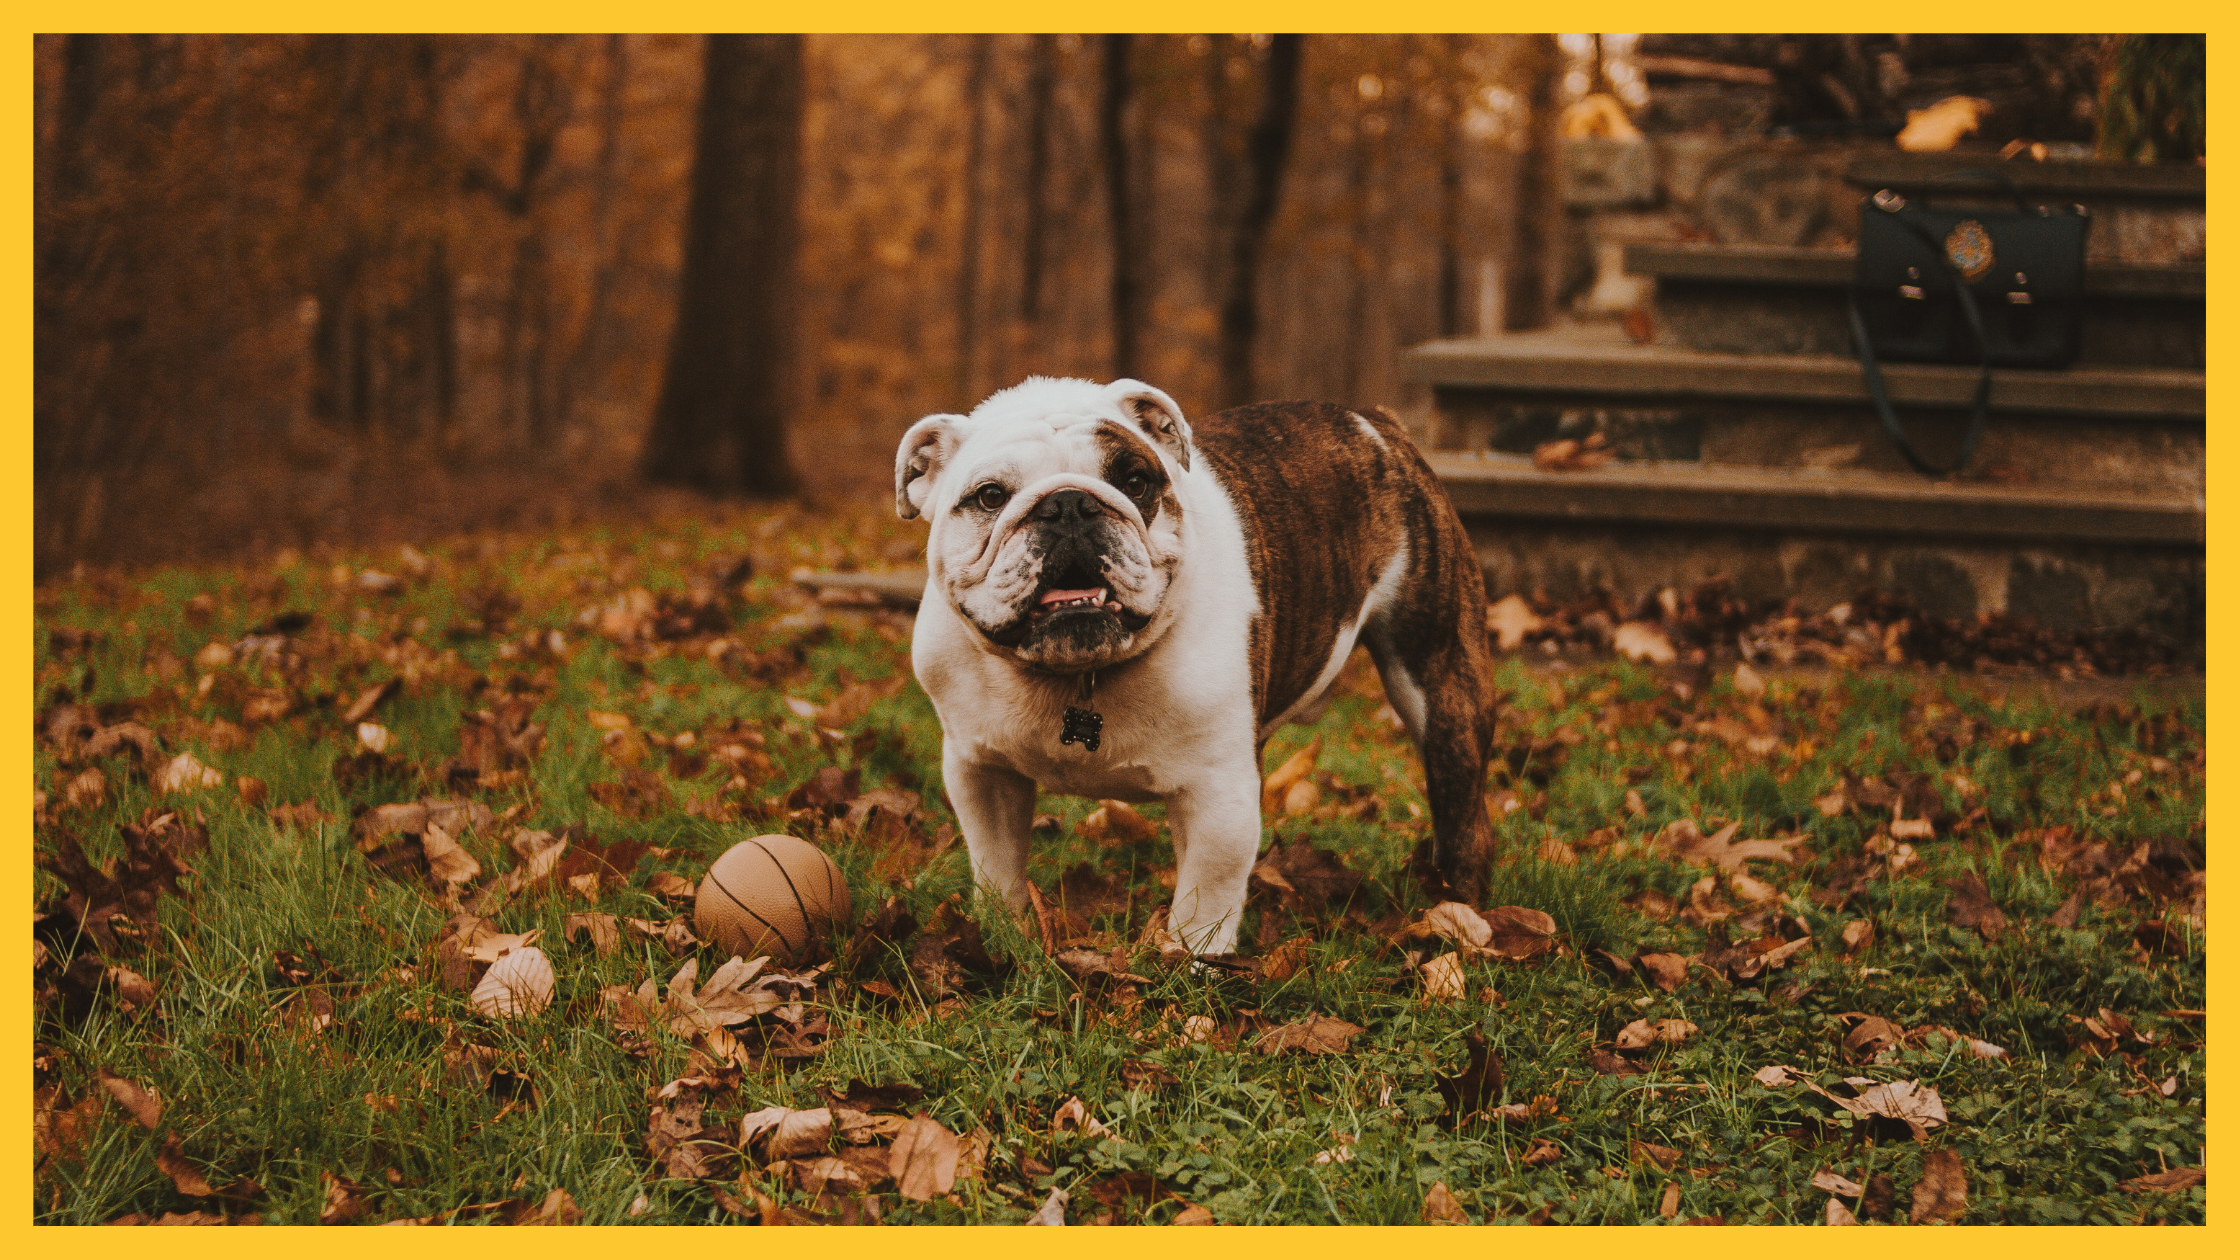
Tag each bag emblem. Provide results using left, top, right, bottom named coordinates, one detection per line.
left=1944, top=220, right=1994, bottom=282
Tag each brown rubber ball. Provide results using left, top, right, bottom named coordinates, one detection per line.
left=693, top=835, right=852, bottom=968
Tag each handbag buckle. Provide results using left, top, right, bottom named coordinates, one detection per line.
left=1872, top=189, right=1906, bottom=212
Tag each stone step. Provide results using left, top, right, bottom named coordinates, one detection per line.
left=1405, top=329, right=2202, bottom=492
left=1428, top=451, right=2200, bottom=546
left=1625, top=242, right=2203, bottom=366
left=1843, top=154, right=2206, bottom=201
left=1427, top=451, right=2200, bottom=638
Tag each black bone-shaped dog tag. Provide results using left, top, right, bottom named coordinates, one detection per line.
left=1059, top=705, right=1103, bottom=752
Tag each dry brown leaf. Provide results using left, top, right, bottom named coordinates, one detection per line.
left=508, top=1187, right=583, bottom=1225
left=1812, top=1168, right=1865, bottom=1197
left=1825, top=1197, right=1859, bottom=1225
left=154, top=752, right=223, bottom=793
left=1487, top=595, right=1544, bottom=651
left=1422, top=1180, right=1468, bottom=1224
left=1420, top=953, right=1467, bottom=1001
left=1253, top=1013, right=1365, bottom=1055
left=646, top=870, right=697, bottom=900
left=1631, top=1140, right=1682, bottom=1172
left=98, top=1068, right=162, bottom=1130
left=421, top=822, right=481, bottom=887
left=1838, top=919, right=1874, bottom=956
left=1843, top=1014, right=1907, bottom=1063
left=1613, top=621, right=1676, bottom=665
left=1080, top=799, right=1160, bottom=845
left=319, top=1171, right=369, bottom=1225
left=108, top=966, right=159, bottom=1014
left=889, top=1113, right=962, bottom=1201
left=1171, top=1203, right=1216, bottom=1224
left=562, top=912, right=620, bottom=956
left=1944, top=872, right=2008, bottom=941
left=1615, top=1018, right=1697, bottom=1050
left=1260, top=737, right=1321, bottom=818
left=1521, top=1137, right=1562, bottom=1166
left=1636, top=952, right=1690, bottom=993
left=1050, top=1096, right=1112, bottom=1140
left=1908, top=1148, right=1967, bottom=1223
left=470, top=946, right=554, bottom=1018
left=1423, top=902, right=1492, bottom=951
left=1480, top=905, right=1558, bottom=960
left=154, top=1134, right=216, bottom=1197
left=1731, top=662, right=1766, bottom=700
left=1658, top=1181, right=1682, bottom=1218
left=2122, top=1167, right=2205, bottom=1194
left=1025, top=1187, right=1069, bottom=1225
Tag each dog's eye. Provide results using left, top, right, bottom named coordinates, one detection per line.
left=1120, top=471, right=1151, bottom=500
left=972, top=484, right=1010, bottom=513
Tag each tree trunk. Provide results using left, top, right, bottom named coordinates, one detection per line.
left=954, top=35, right=992, bottom=403
left=1216, top=34, right=1301, bottom=408
left=642, top=33, right=803, bottom=495
left=1100, top=33, right=1142, bottom=380
left=1503, top=33, right=1562, bottom=332
left=1017, top=34, right=1057, bottom=325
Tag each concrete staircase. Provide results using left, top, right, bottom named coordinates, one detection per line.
left=1404, top=156, right=2203, bottom=642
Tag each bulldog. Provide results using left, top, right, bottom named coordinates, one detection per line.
left=896, top=376, right=1498, bottom=955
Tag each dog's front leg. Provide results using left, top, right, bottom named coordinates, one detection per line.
left=943, top=748, right=1039, bottom=917
left=1163, top=767, right=1262, bottom=956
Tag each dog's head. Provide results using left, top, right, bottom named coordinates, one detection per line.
left=896, top=377, right=1194, bottom=672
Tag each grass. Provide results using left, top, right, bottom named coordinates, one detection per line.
left=32, top=503, right=2206, bottom=1225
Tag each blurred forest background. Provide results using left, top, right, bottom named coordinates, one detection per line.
left=33, top=33, right=2148, bottom=575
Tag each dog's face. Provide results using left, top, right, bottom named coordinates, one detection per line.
left=896, top=377, right=1194, bottom=672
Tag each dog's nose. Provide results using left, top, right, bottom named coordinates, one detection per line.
left=1033, top=489, right=1103, bottom=523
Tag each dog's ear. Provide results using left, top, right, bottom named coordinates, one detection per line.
left=1105, top=379, right=1193, bottom=472
left=895, top=414, right=964, bottom=520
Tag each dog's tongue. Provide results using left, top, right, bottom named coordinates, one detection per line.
left=1038, top=586, right=1106, bottom=607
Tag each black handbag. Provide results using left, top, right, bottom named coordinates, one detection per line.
left=1847, top=173, right=2090, bottom=474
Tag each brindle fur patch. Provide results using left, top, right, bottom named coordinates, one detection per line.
left=1195, top=401, right=1500, bottom=901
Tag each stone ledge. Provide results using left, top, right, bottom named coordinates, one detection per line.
left=1403, top=331, right=2204, bottom=421
left=1623, top=243, right=2203, bottom=301
left=1429, top=451, right=2202, bottom=547
left=1844, top=154, right=2205, bottom=201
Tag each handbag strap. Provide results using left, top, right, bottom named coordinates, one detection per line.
left=1849, top=205, right=1993, bottom=475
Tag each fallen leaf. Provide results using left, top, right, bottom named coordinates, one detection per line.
left=1825, top=1197, right=1859, bottom=1226
left=1080, top=799, right=1161, bottom=845
left=1533, top=435, right=1615, bottom=473
left=1731, top=663, right=1765, bottom=700
left=1636, top=952, right=1690, bottom=992
left=1631, top=1140, right=1681, bottom=1172
left=561, top=913, right=619, bottom=955
left=1480, top=905, right=1558, bottom=960
left=1171, top=1203, right=1216, bottom=1224
left=1838, top=919, right=1874, bottom=956
left=1658, top=1181, right=1682, bottom=1218
left=1521, top=1137, right=1562, bottom=1166
left=470, top=947, right=555, bottom=1018
left=155, top=1134, right=216, bottom=1197
left=889, top=1113, right=961, bottom=1201
left=1422, top=1180, right=1469, bottom=1224
left=1433, top=1031, right=1504, bottom=1125
left=154, top=752, right=223, bottom=793
left=1655, top=819, right=1806, bottom=872
left=97, top=1068, right=162, bottom=1130
left=1420, top=953, right=1467, bottom=1001
left=1615, top=1018, right=1697, bottom=1050
left=2121, top=1167, right=2205, bottom=1194
left=1487, top=595, right=1544, bottom=651
left=319, top=1171, right=369, bottom=1225
left=421, top=822, right=481, bottom=887
left=1842, top=1014, right=1907, bottom=1063
left=1908, top=1148, right=1967, bottom=1223
left=1254, top=1013, right=1365, bottom=1055
left=1813, top=1168, right=1865, bottom=1197
left=1260, top=738, right=1321, bottom=818
left=1613, top=622, right=1676, bottom=665
left=1025, top=1187, right=1069, bottom=1225
left=1250, top=836, right=1363, bottom=915
left=1050, top=1096, right=1112, bottom=1140
left=1944, top=872, right=2007, bottom=941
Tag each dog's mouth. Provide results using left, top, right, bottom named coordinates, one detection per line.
left=1029, top=563, right=1125, bottom=622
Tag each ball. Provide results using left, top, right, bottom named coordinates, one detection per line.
left=693, top=834, right=851, bottom=968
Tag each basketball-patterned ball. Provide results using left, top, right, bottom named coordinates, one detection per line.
left=693, top=835, right=851, bottom=968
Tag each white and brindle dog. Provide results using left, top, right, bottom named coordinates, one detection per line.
left=896, top=376, right=1499, bottom=955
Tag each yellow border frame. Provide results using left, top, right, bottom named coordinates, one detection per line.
left=13, top=7, right=2227, bottom=1250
